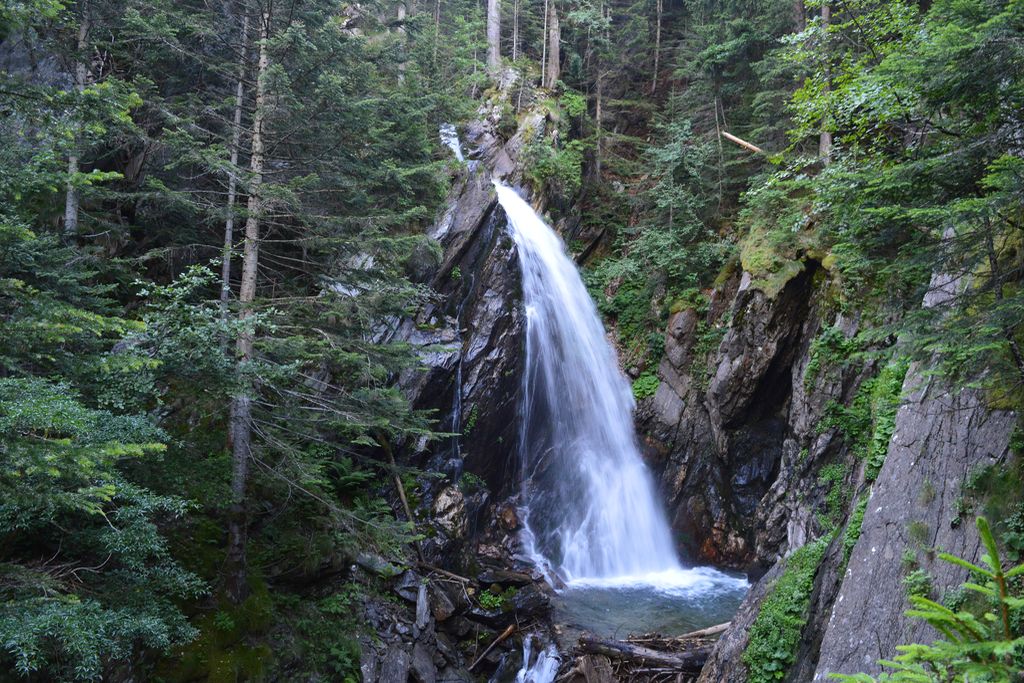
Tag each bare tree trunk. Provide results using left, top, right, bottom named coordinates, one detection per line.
left=543, top=0, right=559, bottom=88
left=486, top=0, right=500, bottom=73
left=432, top=0, right=440, bottom=68
left=794, top=0, right=805, bottom=30
left=64, top=1, right=89, bottom=238
left=818, top=3, right=832, bottom=162
left=651, top=0, right=662, bottom=94
left=511, top=0, right=519, bottom=61
left=225, top=7, right=269, bottom=606
left=221, top=9, right=249, bottom=327
left=398, top=1, right=408, bottom=83
left=541, top=0, right=548, bottom=83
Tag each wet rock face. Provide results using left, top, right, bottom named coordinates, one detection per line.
left=388, top=82, right=562, bottom=571
left=642, top=265, right=838, bottom=568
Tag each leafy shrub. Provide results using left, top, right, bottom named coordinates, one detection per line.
left=901, top=569, right=932, bottom=599
left=476, top=586, right=516, bottom=611
left=804, top=326, right=864, bottom=389
left=524, top=138, right=585, bottom=196
left=819, top=360, right=907, bottom=482
left=632, top=372, right=660, bottom=400
left=818, top=463, right=849, bottom=530
left=459, top=471, right=486, bottom=493
left=842, top=495, right=869, bottom=567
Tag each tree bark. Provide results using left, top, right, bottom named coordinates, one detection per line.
left=540, top=0, right=548, bottom=82
left=432, top=0, right=440, bottom=67
left=220, top=9, right=249, bottom=327
left=511, top=0, right=519, bottom=61
left=818, top=3, right=832, bottom=162
left=542, top=0, right=559, bottom=88
left=651, top=0, right=662, bottom=94
left=64, top=1, right=89, bottom=238
left=397, top=1, right=408, bottom=83
left=486, top=0, right=500, bottom=73
left=225, top=6, right=269, bottom=606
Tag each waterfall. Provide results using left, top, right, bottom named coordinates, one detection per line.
left=440, top=123, right=465, bottom=162
left=513, top=636, right=559, bottom=683
left=495, top=182, right=685, bottom=582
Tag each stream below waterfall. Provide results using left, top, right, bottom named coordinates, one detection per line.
left=492, top=181, right=749, bottom=681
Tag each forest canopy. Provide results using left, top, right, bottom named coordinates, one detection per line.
left=1, top=0, right=1022, bottom=679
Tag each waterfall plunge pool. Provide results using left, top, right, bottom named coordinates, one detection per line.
left=553, top=568, right=749, bottom=640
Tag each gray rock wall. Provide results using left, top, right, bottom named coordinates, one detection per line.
left=812, top=372, right=1016, bottom=678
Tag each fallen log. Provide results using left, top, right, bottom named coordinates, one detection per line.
left=677, top=621, right=729, bottom=640
left=468, top=624, right=517, bottom=672
left=577, top=634, right=711, bottom=671
left=720, top=130, right=763, bottom=154
left=627, top=621, right=730, bottom=647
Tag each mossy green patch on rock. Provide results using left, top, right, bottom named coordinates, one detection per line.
left=742, top=537, right=830, bottom=683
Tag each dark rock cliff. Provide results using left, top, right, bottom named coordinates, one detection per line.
left=640, top=263, right=870, bottom=570
left=387, top=85, right=557, bottom=569
left=642, top=257, right=1019, bottom=681
left=355, top=78, right=566, bottom=683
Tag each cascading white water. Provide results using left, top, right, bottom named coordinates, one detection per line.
left=513, top=636, right=560, bottom=683
left=439, top=123, right=465, bottom=162
left=495, top=181, right=686, bottom=582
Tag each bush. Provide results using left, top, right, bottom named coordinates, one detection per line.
left=632, top=372, right=660, bottom=400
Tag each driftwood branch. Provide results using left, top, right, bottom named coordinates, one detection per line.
left=417, top=561, right=472, bottom=583
left=720, top=131, right=764, bottom=154
left=577, top=634, right=711, bottom=672
left=675, top=621, right=730, bottom=640
left=469, top=624, right=517, bottom=671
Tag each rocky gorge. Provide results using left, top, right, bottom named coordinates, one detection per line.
left=357, top=74, right=1021, bottom=683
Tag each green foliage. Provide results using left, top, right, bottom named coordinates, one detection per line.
left=459, top=471, right=486, bottom=493
left=476, top=586, right=516, bottom=611
left=737, top=171, right=818, bottom=298
left=164, top=578, right=274, bottom=683
left=804, top=326, right=864, bottom=390
left=843, top=495, right=869, bottom=566
left=743, top=537, right=830, bottom=682
left=957, top=456, right=1024, bottom=548
left=833, top=517, right=1024, bottom=682
left=907, top=521, right=931, bottom=550
left=690, top=320, right=728, bottom=393
left=462, top=405, right=480, bottom=436
left=632, top=372, right=660, bottom=400
left=275, top=586, right=363, bottom=682
left=1003, top=505, right=1024, bottom=562
left=902, top=569, right=933, bottom=599
left=524, top=137, right=586, bottom=197
left=818, top=463, right=849, bottom=527
left=820, top=360, right=907, bottom=482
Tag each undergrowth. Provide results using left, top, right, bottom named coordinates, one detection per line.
left=742, top=536, right=830, bottom=683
